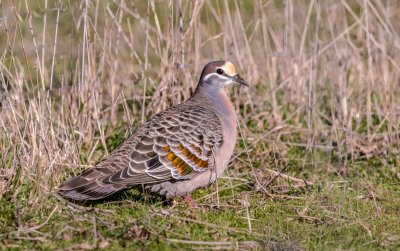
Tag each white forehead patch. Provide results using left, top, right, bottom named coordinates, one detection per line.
left=220, top=62, right=236, bottom=76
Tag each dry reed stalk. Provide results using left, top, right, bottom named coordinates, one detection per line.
left=0, top=0, right=398, bottom=222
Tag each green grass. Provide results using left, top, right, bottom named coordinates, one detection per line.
left=1, top=149, right=399, bottom=250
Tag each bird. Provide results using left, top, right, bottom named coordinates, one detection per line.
left=57, top=60, right=248, bottom=203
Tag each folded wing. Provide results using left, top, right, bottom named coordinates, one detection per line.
left=57, top=103, right=223, bottom=200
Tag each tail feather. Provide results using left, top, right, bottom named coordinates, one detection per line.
left=58, top=180, right=126, bottom=201
left=57, top=169, right=126, bottom=201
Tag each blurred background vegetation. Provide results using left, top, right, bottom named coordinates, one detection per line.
left=0, top=0, right=399, bottom=249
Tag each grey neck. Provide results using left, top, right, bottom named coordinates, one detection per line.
left=190, top=84, right=237, bottom=131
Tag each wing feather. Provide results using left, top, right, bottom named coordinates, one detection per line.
left=57, top=102, right=223, bottom=200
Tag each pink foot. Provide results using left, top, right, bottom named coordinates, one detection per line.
left=184, top=195, right=199, bottom=208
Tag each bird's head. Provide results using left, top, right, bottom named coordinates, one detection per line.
left=198, top=61, right=249, bottom=89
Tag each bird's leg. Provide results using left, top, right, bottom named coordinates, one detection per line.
left=183, top=195, right=199, bottom=208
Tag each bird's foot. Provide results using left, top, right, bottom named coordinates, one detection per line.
left=184, top=195, right=199, bottom=209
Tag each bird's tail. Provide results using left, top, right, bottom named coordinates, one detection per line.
left=57, top=168, right=126, bottom=201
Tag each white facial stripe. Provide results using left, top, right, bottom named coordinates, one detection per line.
left=203, top=73, right=229, bottom=82
left=203, top=73, right=233, bottom=86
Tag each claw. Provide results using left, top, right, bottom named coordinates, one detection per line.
left=184, top=195, right=199, bottom=208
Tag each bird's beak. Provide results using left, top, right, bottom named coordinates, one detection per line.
left=232, top=74, right=249, bottom=87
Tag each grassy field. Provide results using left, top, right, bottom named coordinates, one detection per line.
left=1, top=0, right=400, bottom=250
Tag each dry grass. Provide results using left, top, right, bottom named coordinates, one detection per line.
left=1, top=0, right=400, bottom=249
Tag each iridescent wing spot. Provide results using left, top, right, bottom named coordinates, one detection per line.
left=163, top=144, right=208, bottom=175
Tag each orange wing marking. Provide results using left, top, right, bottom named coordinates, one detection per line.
left=163, top=144, right=208, bottom=175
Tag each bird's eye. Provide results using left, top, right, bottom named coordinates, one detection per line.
left=216, top=69, right=224, bottom=75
